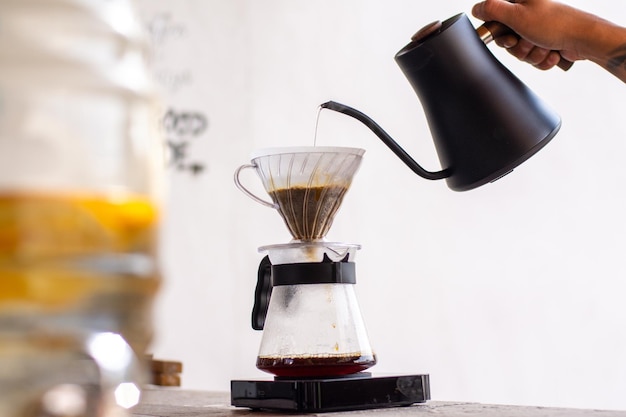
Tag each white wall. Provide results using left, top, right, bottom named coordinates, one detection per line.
left=133, top=0, right=626, bottom=411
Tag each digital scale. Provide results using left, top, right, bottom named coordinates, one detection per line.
left=231, top=373, right=430, bottom=412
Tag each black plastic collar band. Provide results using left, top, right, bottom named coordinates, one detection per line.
left=271, top=262, right=356, bottom=286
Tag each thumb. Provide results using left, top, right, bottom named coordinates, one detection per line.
left=472, top=0, right=517, bottom=24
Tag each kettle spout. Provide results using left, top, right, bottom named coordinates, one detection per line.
left=319, top=101, right=450, bottom=181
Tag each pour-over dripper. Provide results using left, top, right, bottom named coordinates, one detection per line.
left=234, top=146, right=365, bottom=241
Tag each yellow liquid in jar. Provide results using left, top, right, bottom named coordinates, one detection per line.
left=0, top=192, right=161, bottom=354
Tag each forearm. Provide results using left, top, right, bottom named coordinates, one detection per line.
left=577, top=17, right=626, bottom=82
left=525, top=4, right=626, bottom=82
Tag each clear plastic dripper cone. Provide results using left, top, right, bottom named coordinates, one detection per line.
left=251, top=147, right=364, bottom=241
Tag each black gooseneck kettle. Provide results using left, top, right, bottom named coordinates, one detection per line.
left=321, top=13, right=562, bottom=191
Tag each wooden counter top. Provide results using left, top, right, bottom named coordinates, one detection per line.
left=132, top=388, right=626, bottom=417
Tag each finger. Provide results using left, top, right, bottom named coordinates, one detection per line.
left=506, top=37, right=535, bottom=61
left=472, top=1, right=489, bottom=20
left=534, top=51, right=561, bottom=70
left=524, top=46, right=552, bottom=66
left=472, top=0, right=517, bottom=23
left=493, top=34, right=519, bottom=49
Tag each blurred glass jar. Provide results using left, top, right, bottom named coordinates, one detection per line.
left=0, top=0, right=164, bottom=415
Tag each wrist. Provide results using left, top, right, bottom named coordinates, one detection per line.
left=571, top=13, right=626, bottom=65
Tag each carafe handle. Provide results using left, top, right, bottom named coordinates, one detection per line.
left=252, top=255, right=273, bottom=331
left=234, top=164, right=279, bottom=209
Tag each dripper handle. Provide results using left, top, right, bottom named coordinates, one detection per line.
left=234, top=163, right=279, bottom=209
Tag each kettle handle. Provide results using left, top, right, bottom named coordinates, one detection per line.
left=319, top=101, right=450, bottom=181
left=477, top=21, right=574, bottom=71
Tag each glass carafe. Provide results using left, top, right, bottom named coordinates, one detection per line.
left=255, top=242, right=376, bottom=378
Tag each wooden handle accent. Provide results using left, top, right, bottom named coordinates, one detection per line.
left=477, top=21, right=574, bottom=71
